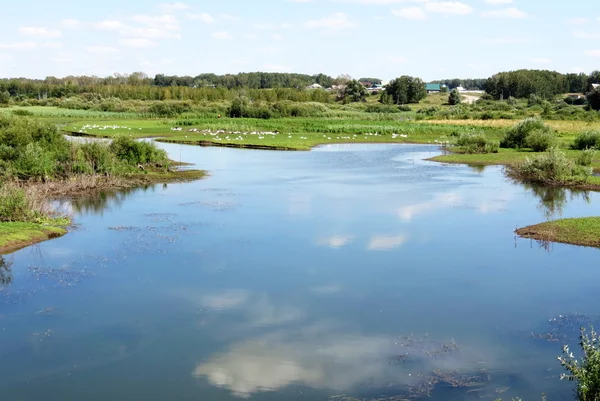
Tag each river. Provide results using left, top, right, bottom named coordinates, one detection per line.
left=1, top=143, right=599, bottom=400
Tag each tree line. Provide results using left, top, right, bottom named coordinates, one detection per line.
left=484, top=70, right=600, bottom=100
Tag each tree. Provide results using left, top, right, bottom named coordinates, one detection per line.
left=448, top=88, right=461, bottom=105
left=343, top=80, right=367, bottom=103
left=333, top=74, right=352, bottom=86
left=0, top=90, right=10, bottom=105
left=587, top=88, right=600, bottom=111
left=383, top=76, right=426, bottom=104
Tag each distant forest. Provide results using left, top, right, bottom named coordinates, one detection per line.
left=0, top=69, right=599, bottom=102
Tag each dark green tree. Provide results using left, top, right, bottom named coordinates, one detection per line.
left=343, top=80, right=367, bottom=103
left=587, top=88, right=600, bottom=111
left=383, top=76, right=426, bottom=105
left=448, top=88, right=461, bottom=105
left=0, top=90, right=10, bottom=105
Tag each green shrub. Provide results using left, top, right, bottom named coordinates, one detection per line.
left=0, top=183, right=32, bottom=222
left=455, top=133, right=499, bottom=154
left=507, top=147, right=592, bottom=185
left=109, top=136, right=168, bottom=166
left=526, top=130, right=557, bottom=152
left=500, top=117, right=553, bottom=149
left=11, top=109, right=33, bottom=116
left=365, top=103, right=401, bottom=113
left=558, top=326, right=600, bottom=401
left=573, top=131, right=600, bottom=150
left=576, top=149, right=597, bottom=167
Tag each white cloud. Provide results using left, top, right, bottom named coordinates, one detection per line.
left=425, top=1, right=473, bottom=15
left=221, top=14, right=241, bottom=22
left=123, top=27, right=181, bottom=39
left=481, top=7, right=527, bottom=18
left=481, top=36, right=529, bottom=44
left=160, top=2, right=189, bottom=11
left=132, top=14, right=179, bottom=25
left=0, top=42, right=37, bottom=51
left=187, top=13, right=215, bottom=23
left=335, top=0, right=429, bottom=3
left=566, top=17, right=588, bottom=25
left=85, top=46, right=119, bottom=54
left=367, top=235, right=408, bottom=251
left=272, top=34, right=284, bottom=41
left=484, top=0, right=512, bottom=3
left=317, top=235, right=354, bottom=248
left=305, top=12, right=358, bottom=32
left=18, top=26, right=62, bottom=39
left=212, top=31, right=232, bottom=39
left=119, top=38, right=157, bottom=48
left=572, top=67, right=585, bottom=73
left=573, top=31, right=600, bottom=39
left=392, top=7, right=427, bottom=20
left=585, top=50, right=600, bottom=57
left=94, top=20, right=126, bottom=31
left=42, top=42, right=64, bottom=49
left=61, top=19, right=81, bottom=28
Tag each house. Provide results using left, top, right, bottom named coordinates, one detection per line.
left=367, top=84, right=384, bottom=93
left=426, top=83, right=448, bottom=93
left=306, top=83, right=323, bottom=90
left=592, top=83, right=600, bottom=90
left=425, top=83, right=441, bottom=93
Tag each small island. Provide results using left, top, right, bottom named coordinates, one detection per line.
left=516, top=217, right=600, bottom=248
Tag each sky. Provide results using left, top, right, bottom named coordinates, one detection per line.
left=0, top=0, right=597, bottom=82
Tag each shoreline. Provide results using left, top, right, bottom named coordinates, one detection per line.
left=0, top=168, right=207, bottom=254
left=516, top=217, right=600, bottom=248
left=0, top=222, right=68, bottom=255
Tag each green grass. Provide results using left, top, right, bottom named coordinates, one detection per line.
left=431, top=148, right=600, bottom=171
left=0, top=221, right=67, bottom=254
left=61, top=117, right=504, bottom=150
left=516, top=217, right=600, bottom=248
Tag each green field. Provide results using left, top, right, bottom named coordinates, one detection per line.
left=516, top=217, right=600, bottom=248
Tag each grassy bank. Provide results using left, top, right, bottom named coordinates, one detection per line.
left=0, top=221, right=68, bottom=254
left=0, top=115, right=206, bottom=253
left=516, top=217, right=600, bottom=248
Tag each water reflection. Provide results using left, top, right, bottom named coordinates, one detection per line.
left=524, top=184, right=591, bottom=221
left=0, top=256, right=13, bottom=285
left=68, top=186, right=156, bottom=216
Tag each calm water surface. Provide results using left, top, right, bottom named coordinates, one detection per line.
left=1, top=143, right=599, bottom=401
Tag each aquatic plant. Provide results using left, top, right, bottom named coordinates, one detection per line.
left=558, top=326, right=600, bottom=401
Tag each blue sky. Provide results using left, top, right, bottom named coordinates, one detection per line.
left=0, top=0, right=597, bottom=81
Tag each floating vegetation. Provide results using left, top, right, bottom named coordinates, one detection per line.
left=36, top=307, right=62, bottom=316
left=27, top=265, right=92, bottom=287
left=388, top=335, right=459, bottom=364
left=109, top=226, right=138, bottom=231
left=531, top=313, right=600, bottom=343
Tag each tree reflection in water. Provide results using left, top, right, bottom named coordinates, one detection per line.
left=524, top=184, right=591, bottom=221
left=64, top=185, right=157, bottom=216
left=0, top=256, right=13, bottom=286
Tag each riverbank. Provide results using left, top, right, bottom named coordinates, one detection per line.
left=516, top=217, right=600, bottom=248
left=0, top=221, right=68, bottom=254
left=0, top=168, right=206, bottom=254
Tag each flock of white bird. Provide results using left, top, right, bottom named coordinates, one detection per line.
left=74, top=124, right=430, bottom=143
left=76, top=124, right=143, bottom=134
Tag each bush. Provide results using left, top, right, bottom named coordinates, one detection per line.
left=573, top=131, right=600, bottom=150
left=109, top=136, right=169, bottom=166
left=455, top=133, right=499, bottom=154
left=0, top=183, right=32, bottom=222
left=558, top=326, right=600, bottom=401
left=526, top=130, right=557, bottom=152
left=448, top=89, right=461, bottom=106
left=507, top=147, right=592, bottom=185
left=500, top=117, right=554, bottom=149
left=576, top=149, right=597, bottom=167
left=11, top=109, right=33, bottom=116
left=365, top=104, right=401, bottom=113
